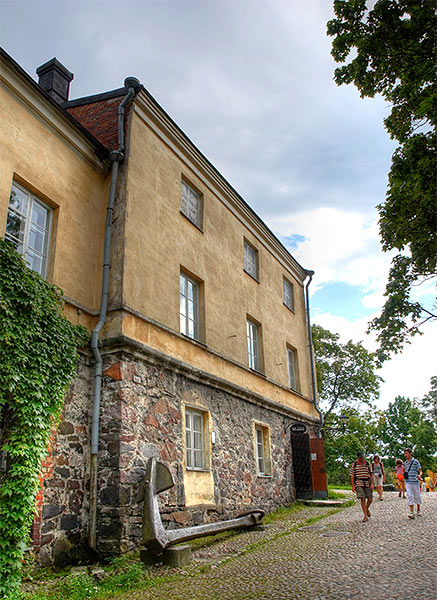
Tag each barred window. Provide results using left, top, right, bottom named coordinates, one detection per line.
left=283, top=278, right=294, bottom=311
left=244, top=240, right=258, bottom=279
left=287, top=347, right=297, bottom=391
left=255, top=424, right=271, bottom=476
left=5, top=182, right=51, bottom=276
left=247, top=318, right=262, bottom=371
left=185, top=409, right=205, bottom=469
left=181, top=180, right=202, bottom=228
left=180, top=272, right=200, bottom=340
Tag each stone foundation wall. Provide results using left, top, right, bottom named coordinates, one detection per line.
left=33, top=357, right=92, bottom=565
left=35, top=343, right=315, bottom=562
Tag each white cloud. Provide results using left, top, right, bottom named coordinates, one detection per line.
left=2, top=0, right=433, bottom=411
left=312, top=310, right=436, bottom=409
left=270, top=207, right=393, bottom=292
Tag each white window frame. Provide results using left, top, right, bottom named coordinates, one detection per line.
left=283, top=277, right=294, bottom=311
left=180, top=272, right=200, bottom=340
left=5, top=181, right=51, bottom=277
left=287, top=346, right=297, bottom=391
left=255, top=424, right=272, bottom=476
left=185, top=409, right=205, bottom=470
left=243, top=240, right=258, bottom=280
left=246, top=318, right=260, bottom=371
left=181, top=179, right=202, bottom=228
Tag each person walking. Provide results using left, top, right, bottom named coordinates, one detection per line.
left=371, top=455, right=385, bottom=500
left=395, top=458, right=406, bottom=498
left=403, top=448, right=423, bottom=519
left=351, top=451, right=373, bottom=522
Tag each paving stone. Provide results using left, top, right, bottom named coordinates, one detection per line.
left=101, top=492, right=437, bottom=599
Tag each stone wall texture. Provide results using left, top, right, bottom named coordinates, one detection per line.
left=35, top=345, right=314, bottom=563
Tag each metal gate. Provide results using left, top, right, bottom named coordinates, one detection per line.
left=291, top=432, right=313, bottom=498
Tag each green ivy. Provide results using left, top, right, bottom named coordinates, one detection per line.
left=0, top=239, right=88, bottom=599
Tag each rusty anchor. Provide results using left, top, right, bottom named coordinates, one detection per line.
left=142, top=457, right=265, bottom=556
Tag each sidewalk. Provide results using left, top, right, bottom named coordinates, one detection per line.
left=122, top=491, right=436, bottom=600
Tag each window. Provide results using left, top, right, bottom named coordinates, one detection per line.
left=185, top=409, right=205, bottom=469
left=255, top=424, right=271, bottom=476
left=5, top=182, right=51, bottom=276
left=181, top=179, right=202, bottom=228
left=287, top=346, right=298, bottom=391
left=180, top=272, right=200, bottom=340
left=243, top=240, right=258, bottom=280
left=246, top=318, right=261, bottom=371
left=283, top=278, right=294, bottom=311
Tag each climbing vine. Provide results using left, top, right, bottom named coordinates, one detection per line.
left=0, top=239, right=88, bottom=599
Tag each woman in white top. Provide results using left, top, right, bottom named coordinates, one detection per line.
left=371, top=455, right=385, bottom=500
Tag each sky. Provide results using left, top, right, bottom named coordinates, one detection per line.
left=1, top=0, right=435, bottom=409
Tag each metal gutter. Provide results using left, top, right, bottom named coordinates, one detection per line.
left=304, top=270, right=323, bottom=436
left=88, top=76, right=141, bottom=551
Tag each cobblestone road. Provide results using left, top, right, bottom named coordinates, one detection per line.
left=126, top=491, right=436, bottom=600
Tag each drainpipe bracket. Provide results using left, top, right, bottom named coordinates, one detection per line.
left=109, top=150, right=124, bottom=163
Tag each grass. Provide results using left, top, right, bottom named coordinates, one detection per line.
left=19, top=500, right=353, bottom=600
left=328, top=484, right=352, bottom=491
left=327, top=489, right=348, bottom=499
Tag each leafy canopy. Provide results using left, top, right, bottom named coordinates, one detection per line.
left=327, top=0, right=437, bottom=362
left=0, top=240, right=88, bottom=599
left=378, top=390, right=437, bottom=469
left=311, top=324, right=381, bottom=422
left=323, top=409, right=380, bottom=485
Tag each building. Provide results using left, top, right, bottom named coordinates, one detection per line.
left=0, top=48, right=327, bottom=564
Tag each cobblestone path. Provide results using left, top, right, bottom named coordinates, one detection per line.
left=125, top=492, right=436, bottom=600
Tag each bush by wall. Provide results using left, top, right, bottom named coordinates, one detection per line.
left=0, top=239, right=88, bottom=599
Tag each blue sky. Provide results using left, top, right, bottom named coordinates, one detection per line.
left=1, top=0, right=435, bottom=407
left=311, top=283, right=376, bottom=321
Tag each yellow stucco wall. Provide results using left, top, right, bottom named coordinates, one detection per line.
left=119, top=101, right=316, bottom=419
left=0, top=66, right=109, bottom=320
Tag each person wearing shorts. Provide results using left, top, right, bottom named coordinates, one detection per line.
left=350, top=451, right=373, bottom=522
left=403, top=448, right=422, bottom=519
left=395, top=459, right=406, bottom=497
left=371, top=455, right=385, bottom=500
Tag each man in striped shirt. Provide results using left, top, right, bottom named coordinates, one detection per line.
left=350, top=451, right=374, bottom=522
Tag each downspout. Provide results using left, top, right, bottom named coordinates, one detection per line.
left=304, top=269, right=323, bottom=437
left=89, top=77, right=141, bottom=550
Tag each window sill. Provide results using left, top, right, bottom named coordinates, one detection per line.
left=180, top=332, right=207, bottom=348
left=283, top=302, right=295, bottom=314
left=186, top=467, right=211, bottom=473
left=243, top=268, right=259, bottom=283
left=250, top=367, right=266, bottom=378
left=180, top=210, right=204, bottom=233
left=257, top=474, right=273, bottom=479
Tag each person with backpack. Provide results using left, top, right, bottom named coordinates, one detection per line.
left=350, top=451, right=373, bottom=522
left=371, top=455, right=386, bottom=500
left=403, top=448, right=423, bottom=519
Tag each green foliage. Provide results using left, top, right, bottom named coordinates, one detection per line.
left=420, top=375, right=437, bottom=426
left=323, top=409, right=381, bottom=485
left=311, top=324, right=382, bottom=420
left=368, top=256, right=434, bottom=363
left=0, top=239, right=88, bottom=599
left=327, top=0, right=437, bottom=361
left=378, top=387, right=437, bottom=470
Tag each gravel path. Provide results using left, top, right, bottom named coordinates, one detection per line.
left=123, top=491, right=437, bottom=600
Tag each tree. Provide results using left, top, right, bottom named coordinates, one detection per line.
left=323, top=409, right=380, bottom=484
left=312, top=324, right=382, bottom=421
left=419, top=375, right=437, bottom=425
left=379, top=393, right=437, bottom=469
left=0, top=240, right=88, bottom=598
left=327, top=0, right=437, bottom=362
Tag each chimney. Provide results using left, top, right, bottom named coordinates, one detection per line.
left=36, top=58, right=74, bottom=103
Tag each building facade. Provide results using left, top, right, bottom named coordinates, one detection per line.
left=0, top=49, right=326, bottom=564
